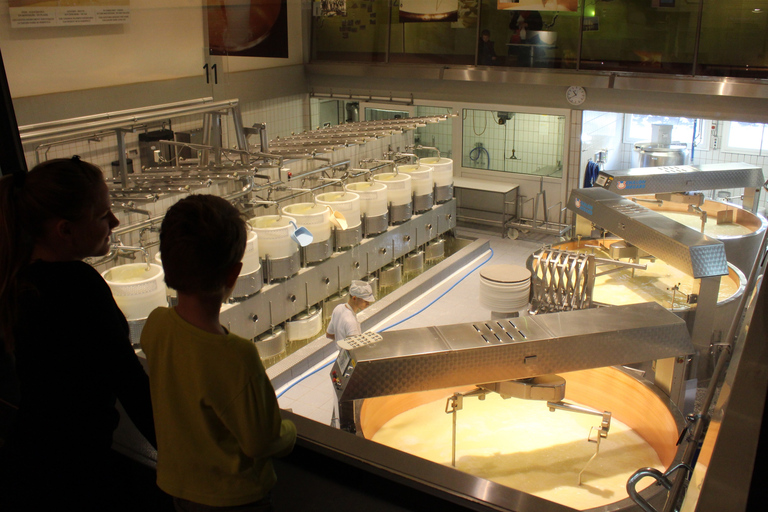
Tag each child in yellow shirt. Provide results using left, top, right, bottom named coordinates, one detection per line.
left=141, top=194, right=296, bottom=511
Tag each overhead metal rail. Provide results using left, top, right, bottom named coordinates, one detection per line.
left=18, top=97, right=240, bottom=144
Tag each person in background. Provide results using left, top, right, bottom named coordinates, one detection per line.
left=478, top=29, right=498, bottom=66
left=326, top=280, right=376, bottom=342
left=508, top=10, right=544, bottom=65
left=509, top=10, right=544, bottom=43
left=0, top=157, right=157, bottom=511
left=141, top=194, right=296, bottom=512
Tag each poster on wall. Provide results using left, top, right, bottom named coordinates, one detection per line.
left=497, top=0, right=578, bottom=11
left=320, top=0, right=347, bottom=17
left=9, top=0, right=130, bottom=28
left=207, top=0, right=288, bottom=58
left=399, top=0, right=459, bottom=23
left=451, top=0, right=478, bottom=28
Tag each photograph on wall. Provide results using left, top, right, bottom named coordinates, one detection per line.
left=321, top=0, right=347, bottom=17
left=9, top=0, right=130, bottom=28
left=207, top=0, right=288, bottom=58
left=451, top=0, right=478, bottom=29
left=497, top=0, right=577, bottom=11
left=399, top=0, right=459, bottom=23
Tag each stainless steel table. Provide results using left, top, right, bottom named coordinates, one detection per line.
left=453, top=177, right=519, bottom=238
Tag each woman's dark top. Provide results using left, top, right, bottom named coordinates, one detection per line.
left=2, top=260, right=155, bottom=509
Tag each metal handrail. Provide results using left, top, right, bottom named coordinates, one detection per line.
left=19, top=98, right=238, bottom=144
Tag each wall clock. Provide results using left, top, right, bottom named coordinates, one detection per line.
left=566, top=86, right=587, bottom=106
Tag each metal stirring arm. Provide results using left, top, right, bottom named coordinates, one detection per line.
left=547, top=401, right=612, bottom=485
left=688, top=204, right=708, bottom=233
left=113, top=242, right=151, bottom=269
left=445, top=389, right=488, bottom=467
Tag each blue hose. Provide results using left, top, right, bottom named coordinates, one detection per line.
left=378, top=247, right=494, bottom=332
left=277, top=358, right=334, bottom=399
left=276, top=247, right=495, bottom=399
left=469, top=146, right=491, bottom=169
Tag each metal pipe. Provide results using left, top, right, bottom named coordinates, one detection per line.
left=34, top=131, right=110, bottom=165
left=110, top=175, right=254, bottom=238
left=691, top=0, right=705, bottom=75
left=278, top=160, right=350, bottom=182
left=115, top=202, right=151, bottom=218
left=158, top=139, right=284, bottom=165
left=20, top=97, right=214, bottom=133
left=20, top=99, right=238, bottom=144
left=409, top=144, right=441, bottom=158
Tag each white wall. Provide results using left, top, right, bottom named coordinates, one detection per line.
left=0, top=0, right=304, bottom=98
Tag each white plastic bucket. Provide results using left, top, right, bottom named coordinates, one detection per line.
left=345, top=182, right=388, bottom=217
left=316, top=191, right=362, bottom=229
left=396, top=164, right=434, bottom=196
left=374, top=172, right=412, bottom=206
left=153, top=252, right=177, bottom=300
left=286, top=307, right=323, bottom=341
left=241, top=230, right=261, bottom=275
left=248, top=215, right=298, bottom=260
left=419, top=157, right=453, bottom=187
left=103, top=263, right=168, bottom=320
left=282, top=203, right=332, bottom=242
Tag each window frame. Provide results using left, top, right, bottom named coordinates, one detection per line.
left=622, top=114, right=710, bottom=152
left=720, top=121, right=765, bottom=155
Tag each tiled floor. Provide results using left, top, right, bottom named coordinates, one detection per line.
left=276, top=226, right=559, bottom=424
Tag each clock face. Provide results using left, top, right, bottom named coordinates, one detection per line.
left=566, top=86, right=586, bottom=105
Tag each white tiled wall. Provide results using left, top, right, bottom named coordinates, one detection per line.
left=414, top=105, right=453, bottom=158
left=461, top=110, right=565, bottom=176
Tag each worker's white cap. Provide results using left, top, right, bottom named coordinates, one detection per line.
left=350, top=280, right=375, bottom=302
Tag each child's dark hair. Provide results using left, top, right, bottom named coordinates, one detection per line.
left=0, top=157, right=105, bottom=352
left=481, top=29, right=491, bottom=36
left=160, top=194, right=246, bottom=295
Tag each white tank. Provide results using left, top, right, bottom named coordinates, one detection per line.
left=286, top=307, right=323, bottom=342
left=241, top=230, right=261, bottom=275
left=345, top=181, right=388, bottom=217
left=248, top=215, right=298, bottom=260
left=374, top=172, right=412, bottom=206
left=102, top=263, right=168, bottom=320
left=396, top=164, right=434, bottom=196
left=419, top=157, right=453, bottom=187
left=282, top=203, right=332, bottom=242
left=316, top=191, right=362, bottom=229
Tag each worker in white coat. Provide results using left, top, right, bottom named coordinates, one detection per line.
left=326, top=281, right=375, bottom=342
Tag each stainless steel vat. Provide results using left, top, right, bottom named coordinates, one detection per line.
left=632, top=143, right=689, bottom=168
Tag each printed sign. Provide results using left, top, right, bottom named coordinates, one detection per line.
left=497, top=0, right=578, bottom=11
left=9, top=0, right=130, bottom=28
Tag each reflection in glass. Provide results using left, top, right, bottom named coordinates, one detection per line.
left=481, top=5, right=579, bottom=69
left=308, top=0, right=768, bottom=79
left=311, top=0, right=391, bottom=62
left=462, top=109, right=564, bottom=177
left=365, top=108, right=410, bottom=121
left=579, top=0, right=697, bottom=74
left=697, top=3, right=768, bottom=78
